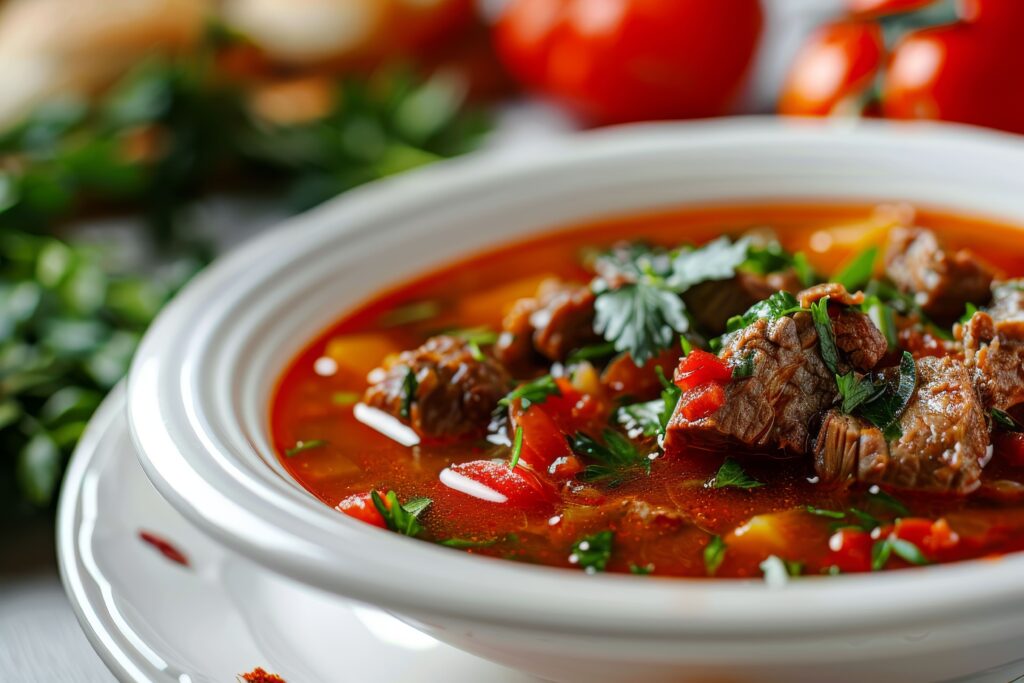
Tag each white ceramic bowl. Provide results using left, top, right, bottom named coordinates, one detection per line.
left=128, top=118, right=1024, bottom=683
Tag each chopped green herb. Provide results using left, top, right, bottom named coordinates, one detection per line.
left=992, top=408, right=1023, bottom=431
left=707, top=457, right=763, bottom=490
left=629, top=563, right=655, bottom=575
left=509, top=425, right=524, bottom=470
left=370, top=490, right=432, bottom=537
left=836, top=372, right=884, bottom=413
left=570, top=530, right=614, bottom=574
left=760, top=555, right=802, bottom=584
left=872, top=536, right=929, bottom=570
left=866, top=486, right=910, bottom=517
left=847, top=507, right=882, bottom=532
left=571, top=430, right=651, bottom=486
left=380, top=300, right=442, bottom=327
left=593, top=278, right=689, bottom=366
left=742, top=240, right=797, bottom=276
left=833, top=246, right=878, bottom=291
left=567, top=342, right=618, bottom=363
left=679, top=335, right=693, bottom=356
left=726, top=291, right=807, bottom=333
left=704, top=535, right=727, bottom=575
left=448, top=326, right=500, bottom=346
left=467, top=339, right=485, bottom=361
left=498, top=374, right=561, bottom=411
left=732, top=352, right=756, bottom=379
left=810, top=298, right=840, bottom=374
left=857, top=351, right=916, bottom=441
left=960, top=302, right=979, bottom=325
left=618, top=373, right=680, bottom=441
left=805, top=505, right=846, bottom=520
left=285, top=439, right=327, bottom=457
left=331, top=391, right=361, bottom=406
left=667, top=236, right=751, bottom=291
left=439, top=536, right=502, bottom=549
left=400, top=367, right=419, bottom=419
left=793, top=252, right=818, bottom=288
left=863, top=295, right=898, bottom=351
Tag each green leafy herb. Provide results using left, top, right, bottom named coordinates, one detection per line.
left=857, top=351, right=916, bottom=441
left=570, top=530, right=614, bottom=574
left=866, top=486, right=910, bottom=517
left=810, top=298, right=840, bottom=374
left=726, top=291, right=807, bottom=333
left=567, top=342, right=618, bottom=364
left=667, top=236, right=751, bottom=291
left=704, top=535, right=727, bottom=575
left=498, top=374, right=561, bottom=411
left=679, top=335, right=693, bottom=356
left=805, top=506, right=846, bottom=520
left=960, top=302, right=979, bottom=325
left=806, top=505, right=881, bottom=532
left=629, top=563, right=655, bottom=575
left=707, top=457, right=764, bottom=490
left=617, top=367, right=680, bottom=441
left=380, top=300, right=442, bottom=327
left=833, top=246, right=878, bottom=291
left=593, top=278, right=689, bottom=366
left=509, top=425, right=524, bottom=470
left=872, top=536, right=929, bottom=570
left=760, top=555, right=803, bottom=584
left=571, top=430, right=651, bottom=485
left=370, top=490, right=432, bottom=537
left=992, top=408, right=1023, bottom=431
left=448, top=326, right=500, bottom=346
left=863, top=295, right=898, bottom=351
left=439, top=536, right=502, bottom=549
left=285, top=439, right=327, bottom=457
left=331, top=391, right=361, bottom=406
left=836, top=372, right=884, bottom=413
left=400, top=367, right=418, bottom=419
left=742, top=240, right=795, bottom=275
left=793, top=252, right=818, bottom=288
left=732, top=352, right=756, bottom=379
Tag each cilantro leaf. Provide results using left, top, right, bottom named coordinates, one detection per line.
left=833, top=246, right=878, bottom=291
left=742, top=241, right=798, bottom=276
left=707, top=457, right=763, bottom=490
left=872, top=536, right=929, bottom=570
left=570, top=530, right=614, bottom=574
left=571, top=430, right=651, bottom=486
left=810, top=298, right=839, bottom=374
left=836, top=372, right=884, bottom=413
left=704, top=535, right=727, bottom=575
left=400, top=367, right=418, bottom=419
left=498, top=375, right=560, bottom=411
left=667, top=236, right=750, bottom=291
left=593, top=279, right=689, bottom=366
left=726, top=291, right=806, bottom=333
left=992, top=408, right=1023, bottom=431
left=370, top=490, right=432, bottom=537
left=857, top=351, right=916, bottom=440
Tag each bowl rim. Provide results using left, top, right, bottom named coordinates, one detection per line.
left=127, top=116, right=1024, bottom=638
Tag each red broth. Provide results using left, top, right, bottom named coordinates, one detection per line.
left=271, top=203, right=1024, bottom=578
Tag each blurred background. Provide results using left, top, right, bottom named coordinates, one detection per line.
left=1, top=0, right=1022, bottom=679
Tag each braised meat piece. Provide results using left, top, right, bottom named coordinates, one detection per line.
left=814, top=356, right=988, bottom=494
left=666, top=313, right=837, bottom=454
left=961, top=311, right=1024, bottom=414
left=495, top=278, right=599, bottom=370
left=683, top=270, right=801, bottom=334
left=885, top=226, right=995, bottom=323
left=798, top=283, right=887, bottom=371
left=363, top=335, right=510, bottom=440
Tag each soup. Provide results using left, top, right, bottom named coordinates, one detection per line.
left=271, top=203, right=1024, bottom=579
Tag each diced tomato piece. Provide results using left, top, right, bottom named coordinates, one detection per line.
left=336, top=493, right=387, bottom=529
left=893, top=517, right=959, bottom=556
left=441, top=459, right=556, bottom=509
left=547, top=454, right=584, bottom=479
left=674, top=350, right=732, bottom=392
left=680, top=382, right=726, bottom=422
left=511, top=404, right=574, bottom=473
left=995, top=431, right=1024, bottom=468
left=537, top=377, right=607, bottom=432
left=826, top=528, right=874, bottom=573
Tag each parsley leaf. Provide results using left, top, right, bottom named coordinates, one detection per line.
left=498, top=375, right=560, bottom=411
left=810, top=298, right=839, bottom=374
left=857, top=351, right=916, bottom=441
left=570, top=530, right=614, bottom=574
left=566, top=342, right=618, bottom=364
left=667, top=236, right=751, bottom=291
left=866, top=486, right=910, bottom=517
left=707, top=457, right=763, bottom=490
left=509, top=425, right=524, bottom=470
left=805, top=505, right=846, bottom=520
left=593, top=278, right=689, bottom=366
left=370, top=490, right=432, bottom=537
left=836, top=372, right=884, bottom=413
left=959, top=302, right=979, bottom=325
left=629, top=562, right=655, bottom=575
left=704, top=535, right=727, bottom=575
left=992, top=408, right=1023, bottom=431
left=400, top=367, right=418, bottom=419
left=285, top=439, right=327, bottom=457
left=439, top=536, right=506, bottom=549
left=570, top=430, right=651, bottom=486
left=833, top=246, right=878, bottom=291
left=872, top=536, right=929, bottom=570
left=726, top=291, right=806, bottom=333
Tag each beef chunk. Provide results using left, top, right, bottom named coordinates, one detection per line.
left=495, top=278, right=599, bottom=370
left=363, top=335, right=510, bottom=440
left=814, top=356, right=988, bottom=494
left=961, top=310, right=1024, bottom=413
left=666, top=313, right=837, bottom=454
left=683, top=270, right=801, bottom=334
left=799, top=283, right=887, bottom=371
left=885, top=226, right=994, bottom=323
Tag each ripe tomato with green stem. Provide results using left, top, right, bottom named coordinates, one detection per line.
left=494, top=0, right=764, bottom=126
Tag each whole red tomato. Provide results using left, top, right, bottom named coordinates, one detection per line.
left=494, top=0, right=764, bottom=125
left=781, top=0, right=1024, bottom=134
